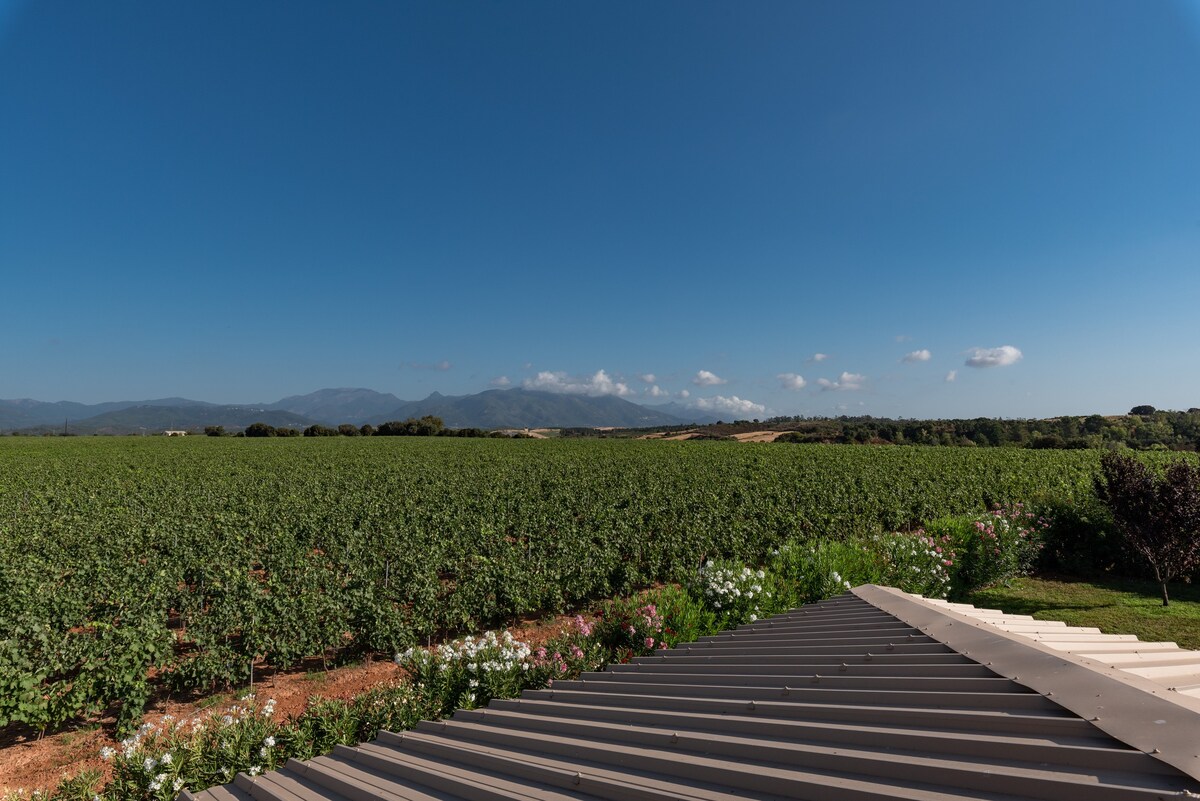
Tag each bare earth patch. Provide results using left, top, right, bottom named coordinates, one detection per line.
left=731, top=431, right=786, bottom=442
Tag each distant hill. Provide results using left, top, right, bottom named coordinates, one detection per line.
left=264, top=388, right=404, bottom=425
left=372, top=389, right=695, bottom=429
left=1, top=388, right=717, bottom=433
left=27, top=405, right=315, bottom=435
left=0, top=397, right=215, bottom=430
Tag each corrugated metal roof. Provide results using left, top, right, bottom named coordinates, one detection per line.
left=184, top=587, right=1200, bottom=801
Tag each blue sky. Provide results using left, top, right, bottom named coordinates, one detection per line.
left=2, top=1, right=1198, bottom=418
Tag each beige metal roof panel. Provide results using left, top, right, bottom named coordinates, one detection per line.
left=185, top=591, right=1200, bottom=801
left=911, top=591, right=1200, bottom=704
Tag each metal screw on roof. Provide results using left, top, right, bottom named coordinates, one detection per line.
left=886, top=643, right=894, bottom=650
left=573, top=773, right=581, bottom=785
left=671, top=733, right=679, bottom=743
left=747, top=701, right=756, bottom=711
left=864, top=652, right=873, bottom=661
left=812, top=674, right=821, bottom=683
left=839, top=663, right=848, bottom=672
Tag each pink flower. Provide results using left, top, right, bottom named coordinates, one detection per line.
left=535, top=647, right=547, bottom=660
left=573, top=616, right=593, bottom=636
left=644, top=637, right=655, bottom=649
left=559, top=662, right=568, bottom=673
left=627, top=625, right=636, bottom=635
left=570, top=645, right=584, bottom=659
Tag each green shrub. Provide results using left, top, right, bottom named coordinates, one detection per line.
left=927, top=502, right=1048, bottom=597
left=867, top=530, right=953, bottom=598
left=688, top=559, right=773, bottom=626
left=766, top=538, right=872, bottom=607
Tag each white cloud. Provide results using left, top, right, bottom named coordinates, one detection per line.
left=693, top=370, right=727, bottom=386
left=945, top=370, right=957, bottom=383
left=895, top=334, right=912, bottom=343
left=902, top=349, right=932, bottom=363
left=807, top=353, right=829, bottom=363
left=639, top=373, right=656, bottom=384
left=646, top=385, right=668, bottom=398
left=522, top=369, right=633, bottom=397
left=817, top=372, right=867, bottom=391
left=777, top=373, right=807, bottom=390
left=678, top=389, right=690, bottom=399
left=489, top=375, right=511, bottom=388
left=965, top=345, right=1023, bottom=368
left=693, top=395, right=766, bottom=416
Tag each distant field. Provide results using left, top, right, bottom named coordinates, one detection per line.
left=0, top=437, right=1114, bottom=731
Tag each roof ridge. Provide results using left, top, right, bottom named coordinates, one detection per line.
left=856, top=584, right=1200, bottom=783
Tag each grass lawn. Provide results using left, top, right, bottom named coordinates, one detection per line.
left=964, top=575, right=1200, bottom=651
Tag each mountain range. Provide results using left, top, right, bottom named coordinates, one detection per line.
left=0, top=388, right=723, bottom=434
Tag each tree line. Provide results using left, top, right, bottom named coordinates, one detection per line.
left=206, top=416, right=523, bottom=439
left=769, top=406, right=1200, bottom=450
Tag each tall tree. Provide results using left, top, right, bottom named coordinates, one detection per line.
left=1094, top=452, right=1200, bottom=606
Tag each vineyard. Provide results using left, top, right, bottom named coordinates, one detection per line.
left=0, top=436, right=1116, bottom=735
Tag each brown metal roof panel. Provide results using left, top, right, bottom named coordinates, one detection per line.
left=667, top=641, right=955, bottom=655
left=519, top=689, right=1100, bottom=743
left=318, top=746, right=595, bottom=801
left=233, top=770, right=336, bottom=801
left=636, top=651, right=977, bottom=665
left=451, top=705, right=1168, bottom=777
left=707, top=619, right=919, bottom=635
left=693, top=629, right=927, bottom=644
left=197, top=783, right=257, bottom=801
left=402, top=717, right=1190, bottom=801
left=613, top=661, right=999, bottom=678
left=754, top=617, right=925, bottom=632
left=381, top=726, right=1052, bottom=801
left=577, top=670, right=1026, bottom=693
left=552, top=678, right=1061, bottom=711
left=488, top=696, right=1117, bottom=754
left=254, top=767, right=385, bottom=801
left=285, top=757, right=434, bottom=801
left=369, top=733, right=789, bottom=801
